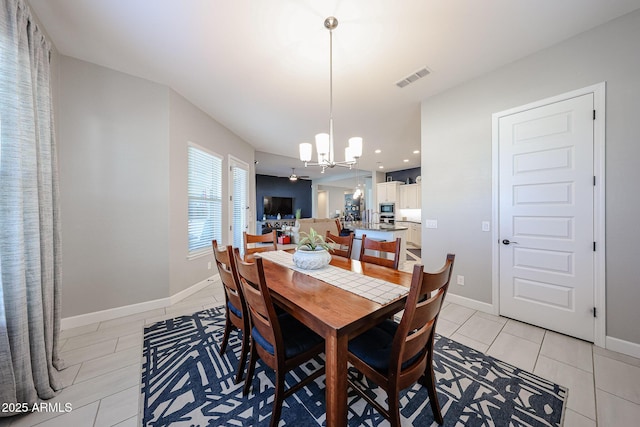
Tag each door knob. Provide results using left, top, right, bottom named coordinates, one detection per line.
left=502, top=239, right=518, bottom=245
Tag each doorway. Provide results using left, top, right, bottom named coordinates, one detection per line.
left=492, top=83, right=606, bottom=345
left=317, top=190, right=329, bottom=219
left=228, top=156, right=250, bottom=248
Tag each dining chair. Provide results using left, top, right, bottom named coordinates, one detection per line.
left=243, top=230, right=277, bottom=261
left=233, top=248, right=326, bottom=427
left=359, top=234, right=402, bottom=270
left=325, top=231, right=354, bottom=259
left=347, top=254, right=455, bottom=426
left=212, top=240, right=250, bottom=384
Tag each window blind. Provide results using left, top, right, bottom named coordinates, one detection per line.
left=188, top=145, right=222, bottom=253
left=231, top=164, right=248, bottom=248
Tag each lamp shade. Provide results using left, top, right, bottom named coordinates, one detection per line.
left=345, top=146, right=355, bottom=163
left=348, top=137, right=363, bottom=158
left=299, top=143, right=313, bottom=162
left=353, top=186, right=362, bottom=199
left=315, top=133, right=330, bottom=156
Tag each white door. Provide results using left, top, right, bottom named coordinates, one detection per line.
left=229, top=157, right=249, bottom=248
left=498, top=93, right=595, bottom=341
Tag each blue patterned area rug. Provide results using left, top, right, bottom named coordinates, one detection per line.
left=141, top=307, right=567, bottom=426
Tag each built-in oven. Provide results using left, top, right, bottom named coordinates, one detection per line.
left=379, top=203, right=395, bottom=224
left=379, top=203, right=395, bottom=214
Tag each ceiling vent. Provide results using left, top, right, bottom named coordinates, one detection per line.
left=395, top=67, right=430, bottom=88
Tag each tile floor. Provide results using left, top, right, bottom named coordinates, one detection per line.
left=2, top=275, right=639, bottom=427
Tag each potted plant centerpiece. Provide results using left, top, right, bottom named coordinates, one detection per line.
left=292, top=227, right=333, bottom=270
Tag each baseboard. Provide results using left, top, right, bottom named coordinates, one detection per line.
left=61, top=274, right=218, bottom=330
left=605, top=335, right=640, bottom=359
left=445, top=292, right=494, bottom=314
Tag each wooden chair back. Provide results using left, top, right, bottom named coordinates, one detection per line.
left=392, top=254, right=455, bottom=387
left=212, top=240, right=250, bottom=383
left=233, top=247, right=282, bottom=368
left=243, top=230, right=277, bottom=261
left=212, top=240, right=244, bottom=320
left=326, top=231, right=354, bottom=259
left=233, top=248, right=326, bottom=427
left=359, top=234, right=402, bottom=270
left=347, top=254, right=455, bottom=425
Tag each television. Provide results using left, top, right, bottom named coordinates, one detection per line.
left=263, top=196, right=293, bottom=217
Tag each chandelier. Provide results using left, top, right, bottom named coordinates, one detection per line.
left=299, top=17, right=363, bottom=172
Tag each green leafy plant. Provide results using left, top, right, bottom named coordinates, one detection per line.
left=295, top=208, right=302, bottom=220
left=296, top=227, right=333, bottom=252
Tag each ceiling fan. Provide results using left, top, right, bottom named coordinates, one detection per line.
left=289, top=168, right=309, bottom=181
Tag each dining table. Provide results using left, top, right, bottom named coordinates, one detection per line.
left=258, top=251, right=414, bottom=427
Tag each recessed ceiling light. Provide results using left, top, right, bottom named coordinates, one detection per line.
left=374, top=149, right=382, bottom=154
left=413, top=150, right=420, bottom=154
left=378, top=165, right=384, bottom=169
left=403, top=159, right=409, bottom=162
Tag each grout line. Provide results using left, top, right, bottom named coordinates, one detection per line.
left=479, top=315, right=506, bottom=354
left=595, top=388, right=640, bottom=408
left=71, top=363, right=82, bottom=386
left=531, top=330, right=547, bottom=377
left=92, top=399, right=101, bottom=427
left=592, top=344, right=599, bottom=426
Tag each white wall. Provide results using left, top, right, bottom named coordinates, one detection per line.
left=421, top=10, right=640, bottom=345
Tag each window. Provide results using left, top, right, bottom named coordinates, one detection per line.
left=188, top=143, right=222, bottom=254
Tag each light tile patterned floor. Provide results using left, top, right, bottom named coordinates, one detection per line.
left=2, top=275, right=639, bottom=427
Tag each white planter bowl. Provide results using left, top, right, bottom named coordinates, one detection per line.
left=292, top=248, right=331, bottom=270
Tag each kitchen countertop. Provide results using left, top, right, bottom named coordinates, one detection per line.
left=395, top=220, right=422, bottom=224
left=343, top=222, right=408, bottom=232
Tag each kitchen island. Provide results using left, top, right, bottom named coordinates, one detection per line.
left=343, top=223, right=408, bottom=269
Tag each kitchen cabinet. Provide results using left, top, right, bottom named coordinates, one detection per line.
left=396, top=221, right=422, bottom=248
left=399, top=183, right=421, bottom=209
left=410, top=223, right=422, bottom=247
left=376, top=181, right=401, bottom=203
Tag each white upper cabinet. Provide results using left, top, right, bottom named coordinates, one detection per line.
left=377, top=181, right=401, bottom=203
left=399, top=183, right=421, bottom=209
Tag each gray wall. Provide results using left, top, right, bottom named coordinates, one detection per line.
left=58, top=57, right=170, bottom=316
left=57, top=56, right=256, bottom=317
left=421, top=10, right=640, bottom=345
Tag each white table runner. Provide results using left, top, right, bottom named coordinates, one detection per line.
left=257, top=251, right=409, bottom=305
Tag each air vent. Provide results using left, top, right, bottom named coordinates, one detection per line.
left=395, top=66, right=430, bottom=88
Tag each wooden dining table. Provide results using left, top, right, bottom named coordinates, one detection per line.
left=260, top=254, right=414, bottom=426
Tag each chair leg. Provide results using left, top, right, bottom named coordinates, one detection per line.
left=387, top=388, right=401, bottom=427
left=421, top=364, right=443, bottom=425
left=243, top=344, right=257, bottom=396
left=234, top=329, right=249, bottom=384
left=270, top=369, right=285, bottom=427
left=219, top=315, right=232, bottom=354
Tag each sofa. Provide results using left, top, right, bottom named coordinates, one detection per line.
left=289, top=218, right=340, bottom=244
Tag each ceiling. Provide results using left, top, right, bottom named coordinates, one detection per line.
left=29, top=0, right=640, bottom=181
